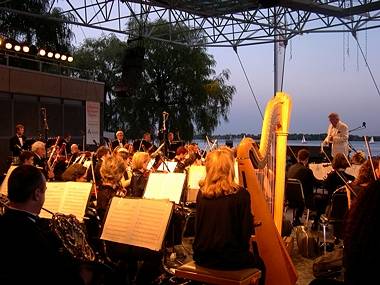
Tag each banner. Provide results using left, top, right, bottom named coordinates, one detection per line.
left=86, top=101, right=100, bottom=145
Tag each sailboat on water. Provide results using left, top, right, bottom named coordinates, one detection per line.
left=369, top=136, right=375, bottom=144
left=301, top=135, right=307, bottom=144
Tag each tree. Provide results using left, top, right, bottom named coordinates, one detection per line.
left=73, top=20, right=235, bottom=142
left=73, top=35, right=127, bottom=130
left=0, top=0, right=74, bottom=52
left=117, top=20, right=236, bottom=141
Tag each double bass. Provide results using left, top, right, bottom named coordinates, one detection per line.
left=236, top=92, right=297, bottom=285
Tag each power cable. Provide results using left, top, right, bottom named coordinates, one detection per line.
left=352, top=31, right=380, bottom=98
left=233, top=46, right=263, bottom=120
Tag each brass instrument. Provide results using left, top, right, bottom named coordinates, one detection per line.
left=236, top=92, right=297, bottom=285
left=50, top=212, right=97, bottom=262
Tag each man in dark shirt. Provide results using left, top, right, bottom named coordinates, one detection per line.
left=0, top=165, right=84, bottom=285
left=287, top=148, right=320, bottom=226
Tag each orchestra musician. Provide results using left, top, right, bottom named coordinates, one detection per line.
left=96, top=155, right=126, bottom=223
left=111, top=130, right=127, bottom=150
left=9, top=124, right=27, bottom=158
left=142, top=132, right=157, bottom=153
left=115, top=147, right=133, bottom=189
left=31, top=141, right=54, bottom=180
left=62, top=164, right=88, bottom=182
left=127, top=151, right=150, bottom=198
left=67, top=144, right=80, bottom=166
left=19, top=150, right=35, bottom=166
left=192, top=147, right=266, bottom=285
left=0, top=165, right=85, bottom=285
left=94, top=146, right=111, bottom=187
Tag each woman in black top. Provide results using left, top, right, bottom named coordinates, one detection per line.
left=192, top=147, right=265, bottom=284
left=127, top=151, right=150, bottom=197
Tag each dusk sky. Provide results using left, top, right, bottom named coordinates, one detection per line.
left=74, top=23, right=380, bottom=137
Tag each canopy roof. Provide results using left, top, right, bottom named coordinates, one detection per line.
left=1, top=0, right=380, bottom=46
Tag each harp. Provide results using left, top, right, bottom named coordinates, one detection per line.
left=236, top=92, right=297, bottom=285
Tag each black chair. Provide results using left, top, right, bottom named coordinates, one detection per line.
left=285, top=178, right=310, bottom=225
left=319, top=186, right=348, bottom=254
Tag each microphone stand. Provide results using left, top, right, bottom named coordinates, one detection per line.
left=348, top=123, right=366, bottom=155
left=41, top=108, right=49, bottom=158
left=161, top=111, right=169, bottom=157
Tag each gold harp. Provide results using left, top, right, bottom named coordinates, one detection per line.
left=236, top=92, right=297, bottom=285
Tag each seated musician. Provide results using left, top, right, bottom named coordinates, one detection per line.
left=350, top=158, right=379, bottom=197
left=323, top=153, right=355, bottom=199
left=0, top=165, right=84, bottom=285
left=94, top=146, right=111, bottom=186
left=173, top=146, right=188, bottom=164
left=343, top=178, right=380, bottom=285
left=67, top=144, right=80, bottom=166
left=96, top=156, right=126, bottom=223
left=192, top=147, right=266, bottom=285
left=142, top=132, right=157, bottom=153
left=115, top=147, right=133, bottom=188
left=31, top=141, right=54, bottom=180
left=127, top=151, right=150, bottom=198
left=287, top=149, right=321, bottom=226
left=19, top=150, right=34, bottom=165
left=111, top=130, right=127, bottom=150
left=62, top=164, right=88, bottom=182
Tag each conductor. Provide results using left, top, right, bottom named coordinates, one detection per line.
left=323, top=112, right=349, bottom=158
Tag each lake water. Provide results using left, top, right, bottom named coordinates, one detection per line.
left=194, top=138, right=380, bottom=157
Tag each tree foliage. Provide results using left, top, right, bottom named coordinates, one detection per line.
left=74, top=20, right=236, bottom=141
left=119, top=20, right=235, bottom=141
left=73, top=35, right=127, bottom=130
left=0, top=0, right=74, bottom=51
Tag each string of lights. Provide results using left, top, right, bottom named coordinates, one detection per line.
left=0, top=36, right=73, bottom=62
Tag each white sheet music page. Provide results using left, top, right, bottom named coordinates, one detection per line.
left=143, top=172, right=186, bottom=204
left=40, top=182, right=92, bottom=221
left=59, top=182, right=92, bottom=222
left=101, top=197, right=173, bottom=251
left=0, top=165, right=18, bottom=196
left=157, top=161, right=178, bottom=172
left=40, top=182, right=67, bottom=219
left=187, top=165, right=206, bottom=190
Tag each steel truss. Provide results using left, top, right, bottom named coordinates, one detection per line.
left=1, top=1, right=380, bottom=47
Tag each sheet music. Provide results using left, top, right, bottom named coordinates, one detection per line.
left=59, top=182, right=92, bottom=221
left=234, top=159, right=240, bottom=184
left=39, top=182, right=66, bottom=219
left=187, top=165, right=206, bottom=190
left=143, top=172, right=186, bottom=204
left=0, top=165, right=18, bottom=196
left=101, top=197, right=173, bottom=251
left=156, top=161, right=178, bottom=172
left=40, top=182, right=92, bottom=222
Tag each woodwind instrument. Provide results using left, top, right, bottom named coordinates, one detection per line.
left=47, top=136, right=60, bottom=169
left=50, top=142, right=66, bottom=173
left=236, top=92, right=297, bottom=285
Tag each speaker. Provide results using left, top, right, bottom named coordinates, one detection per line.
left=115, top=45, right=145, bottom=96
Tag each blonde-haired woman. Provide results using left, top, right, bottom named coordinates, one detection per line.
left=96, top=155, right=126, bottom=222
left=192, top=147, right=265, bottom=285
left=127, top=151, right=151, bottom=197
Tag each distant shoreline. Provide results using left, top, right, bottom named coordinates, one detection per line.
left=194, top=133, right=378, bottom=141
